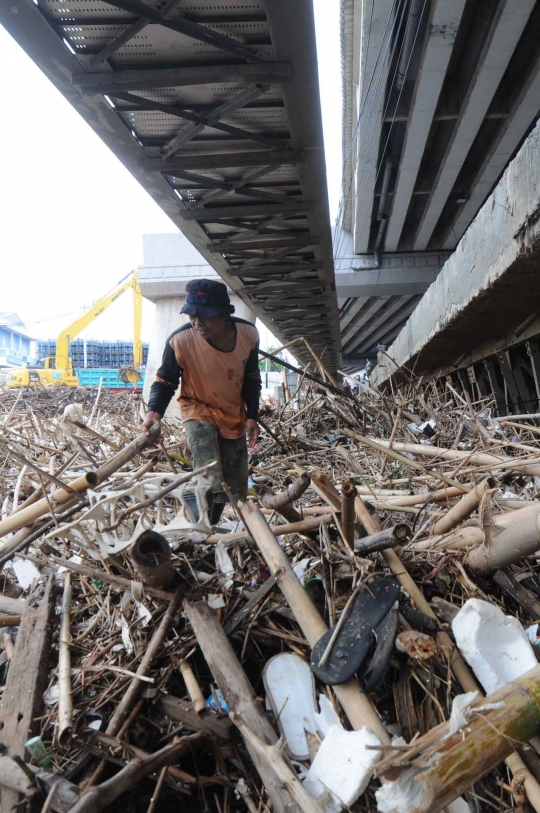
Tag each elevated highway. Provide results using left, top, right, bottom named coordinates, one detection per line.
left=0, top=0, right=341, bottom=373
left=338, top=0, right=540, bottom=370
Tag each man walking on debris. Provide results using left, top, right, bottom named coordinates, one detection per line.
left=142, top=278, right=261, bottom=524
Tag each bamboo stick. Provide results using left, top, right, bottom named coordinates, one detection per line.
left=341, top=480, right=357, bottom=547
left=432, top=477, right=495, bottom=535
left=179, top=661, right=206, bottom=714
left=371, top=438, right=540, bottom=477
left=58, top=572, right=73, bottom=745
left=236, top=500, right=389, bottom=743
left=467, top=511, right=540, bottom=573
left=376, top=665, right=540, bottom=813
left=206, top=513, right=333, bottom=544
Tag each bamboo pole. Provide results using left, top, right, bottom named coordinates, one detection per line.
left=432, top=477, right=495, bottom=535
left=467, top=511, right=540, bottom=573
left=179, top=661, right=206, bottom=714
left=58, top=572, right=73, bottom=745
left=376, top=665, right=540, bottom=813
left=371, top=438, right=540, bottom=477
left=206, top=513, right=333, bottom=544
left=236, top=500, right=389, bottom=743
left=341, top=480, right=357, bottom=547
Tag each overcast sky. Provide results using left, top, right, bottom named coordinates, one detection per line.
left=0, top=1, right=341, bottom=347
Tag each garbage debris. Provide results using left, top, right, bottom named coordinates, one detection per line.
left=3, top=375, right=540, bottom=811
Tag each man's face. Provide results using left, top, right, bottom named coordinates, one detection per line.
left=188, top=314, right=228, bottom=341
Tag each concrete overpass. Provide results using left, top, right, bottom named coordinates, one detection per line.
left=338, top=0, right=540, bottom=368
left=1, top=0, right=341, bottom=374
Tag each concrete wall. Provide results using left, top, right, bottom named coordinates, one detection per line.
left=373, top=118, right=540, bottom=385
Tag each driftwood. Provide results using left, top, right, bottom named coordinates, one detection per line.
left=0, top=575, right=55, bottom=813
left=259, top=472, right=310, bottom=524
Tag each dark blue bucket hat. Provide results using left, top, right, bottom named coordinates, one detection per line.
left=181, top=278, right=235, bottom=319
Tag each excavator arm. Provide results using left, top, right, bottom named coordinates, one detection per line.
left=55, top=271, right=139, bottom=371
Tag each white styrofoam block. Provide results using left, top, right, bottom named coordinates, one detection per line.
left=452, top=598, right=537, bottom=694
left=304, top=725, right=381, bottom=811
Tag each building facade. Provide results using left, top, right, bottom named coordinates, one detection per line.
left=0, top=313, right=33, bottom=368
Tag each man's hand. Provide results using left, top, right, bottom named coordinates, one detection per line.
left=142, top=410, right=162, bottom=438
left=246, top=418, right=259, bottom=449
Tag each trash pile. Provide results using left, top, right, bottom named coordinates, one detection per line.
left=2, top=373, right=540, bottom=812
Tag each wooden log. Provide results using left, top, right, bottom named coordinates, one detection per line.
left=432, top=477, right=495, bottom=535
left=235, top=500, right=389, bottom=742
left=184, top=600, right=323, bottom=813
left=376, top=665, right=540, bottom=813
left=467, top=511, right=540, bottom=573
left=0, top=575, right=55, bottom=813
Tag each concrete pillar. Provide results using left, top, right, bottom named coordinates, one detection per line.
left=139, top=233, right=255, bottom=418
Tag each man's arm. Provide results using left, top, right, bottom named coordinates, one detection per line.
left=143, top=342, right=182, bottom=435
left=242, top=341, right=262, bottom=419
left=243, top=341, right=262, bottom=448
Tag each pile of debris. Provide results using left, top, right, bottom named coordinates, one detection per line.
left=2, top=372, right=540, bottom=813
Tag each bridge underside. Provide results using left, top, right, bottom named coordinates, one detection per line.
left=339, top=0, right=540, bottom=362
left=1, top=0, right=341, bottom=372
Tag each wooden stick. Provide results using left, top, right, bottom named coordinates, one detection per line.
left=58, top=572, right=73, bottom=745
left=235, top=500, right=389, bottom=743
left=48, top=555, right=175, bottom=602
left=106, top=588, right=183, bottom=737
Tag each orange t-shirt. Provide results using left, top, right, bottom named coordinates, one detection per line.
left=164, top=319, right=259, bottom=439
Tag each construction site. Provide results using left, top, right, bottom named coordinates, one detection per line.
left=2, top=0, right=540, bottom=810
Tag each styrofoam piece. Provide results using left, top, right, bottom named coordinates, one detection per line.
left=452, top=598, right=537, bottom=694
left=215, top=541, right=234, bottom=576
left=304, top=725, right=381, bottom=811
left=312, top=694, right=342, bottom=737
left=377, top=774, right=471, bottom=813
left=263, top=653, right=317, bottom=760
left=11, top=558, right=40, bottom=590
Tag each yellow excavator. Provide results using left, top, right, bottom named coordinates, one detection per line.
left=8, top=271, right=143, bottom=388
